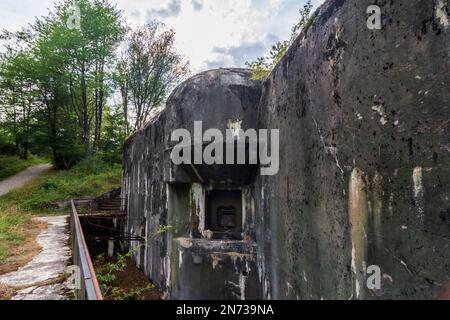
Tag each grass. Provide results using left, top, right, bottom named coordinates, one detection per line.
left=0, top=155, right=47, bottom=180
left=0, top=158, right=122, bottom=260
left=0, top=206, right=29, bottom=258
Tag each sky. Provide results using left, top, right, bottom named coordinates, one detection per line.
left=0, top=0, right=324, bottom=73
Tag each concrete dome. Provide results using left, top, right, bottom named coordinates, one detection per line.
left=165, top=68, right=262, bottom=146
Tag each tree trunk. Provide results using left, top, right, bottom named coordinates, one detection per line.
left=93, top=59, right=105, bottom=152
left=121, top=81, right=129, bottom=136
left=22, top=141, right=29, bottom=160
left=81, top=64, right=90, bottom=159
left=49, top=100, right=58, bottom=164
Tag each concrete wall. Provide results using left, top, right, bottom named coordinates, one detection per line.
left=255, top=0, right=450, bottom=300
left=122, top=108, right=171, bottom=294
left=122, top=0, right=450, bottom=300
left=122, top=69, right=263, bottom=299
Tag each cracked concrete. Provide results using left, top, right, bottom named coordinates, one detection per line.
left=12, top=283, right=68, bottom=301
left=0, top=216, right=71, bottom=300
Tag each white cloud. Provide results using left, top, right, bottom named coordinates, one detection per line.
left=147, top=0, right=182, bottom=19
left=0, top=0, right=54, bottom=31
left=0, top=0, right=325, bottom=73
left=191, top=0, right=203, bottom=11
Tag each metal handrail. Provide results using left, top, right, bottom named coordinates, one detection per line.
left=70, top=200, right=103, bottom=300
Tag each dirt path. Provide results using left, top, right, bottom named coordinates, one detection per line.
left=0, top=164, right=53, bottom=197
left=0, top=216, right=71, bottom=300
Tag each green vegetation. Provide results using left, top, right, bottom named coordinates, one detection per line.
left=95, top=226, right=171, bottom=300
left=246, top=0, right=315, bottom=80
left=0, top=155, right=46, bottom=180
left=0, top=206, right=29, bottom=259
left=95, top=250, right=156, bottom=300
left=0, top=158, right=121, bottom=211
left=0, top=158, right=121, bottom=259
left=0, top=0, right=189, bottom=169
left=0, top=0, right=188, bottom=277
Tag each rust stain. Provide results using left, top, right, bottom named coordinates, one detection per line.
left=191, top=194, right=200, bottom=236
left=372, top=172, right=383, bottom=250
left=349, top=168, right=368, bottom=299
left=438, top=282, right=450, bottom=300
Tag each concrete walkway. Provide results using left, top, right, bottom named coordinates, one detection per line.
left=0, top=164, right=53, bottom=197
left=0, top=216, right=71, bottom=300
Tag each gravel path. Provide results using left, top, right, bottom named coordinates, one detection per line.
left=0, top=164, right=53, bottom=197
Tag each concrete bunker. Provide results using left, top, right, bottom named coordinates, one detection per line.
left=163, top=69, right=263, bottom=299
left=123, top=69, right=264, bottom=299
left=123, top=0, right=450, bottom=300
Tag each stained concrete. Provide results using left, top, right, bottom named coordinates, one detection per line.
left=0, top=216, right=71, bottom=300
left=255, top=0, right=450, bottom=300
left=122, top=68, right=263, bottom=299
left=122, top=0, right=450, bottom=300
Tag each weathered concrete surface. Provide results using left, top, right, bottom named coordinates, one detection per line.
left=165, top=68, right=262, bottom=141
left=0, top=164, right=53, bottom=196
left=122, top=0, right=450, bottom=300
left=255, top=0, right=450, bottom=299
left=0, top=216, right=71, bottom=300
left=172, top=238, right=259, bottom=300
left=122, top=69, right=262, bottom=299
left=11, top=283, right=68, bottom=301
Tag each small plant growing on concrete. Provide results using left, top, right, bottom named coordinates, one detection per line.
left=95, top=225, right=172, bottom=300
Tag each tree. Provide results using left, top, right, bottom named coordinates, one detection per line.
left=246, top=0, right=315, bottom=80
left=49, top=0, right=125, bottom=158
left=89, top=0, right=126, bottom=153
left=30, top=17, right=72, bottom=164
left=112, top=49, right=131, bottom=136
left=0, top=35, right=39, bottom=160
left=117, top=23, right=189, bottom=132
left=0, top=0, right=126, bottom=165
left=0, top=0, right=188, bottom=166
left=99, top=105, right=126, bottom=164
